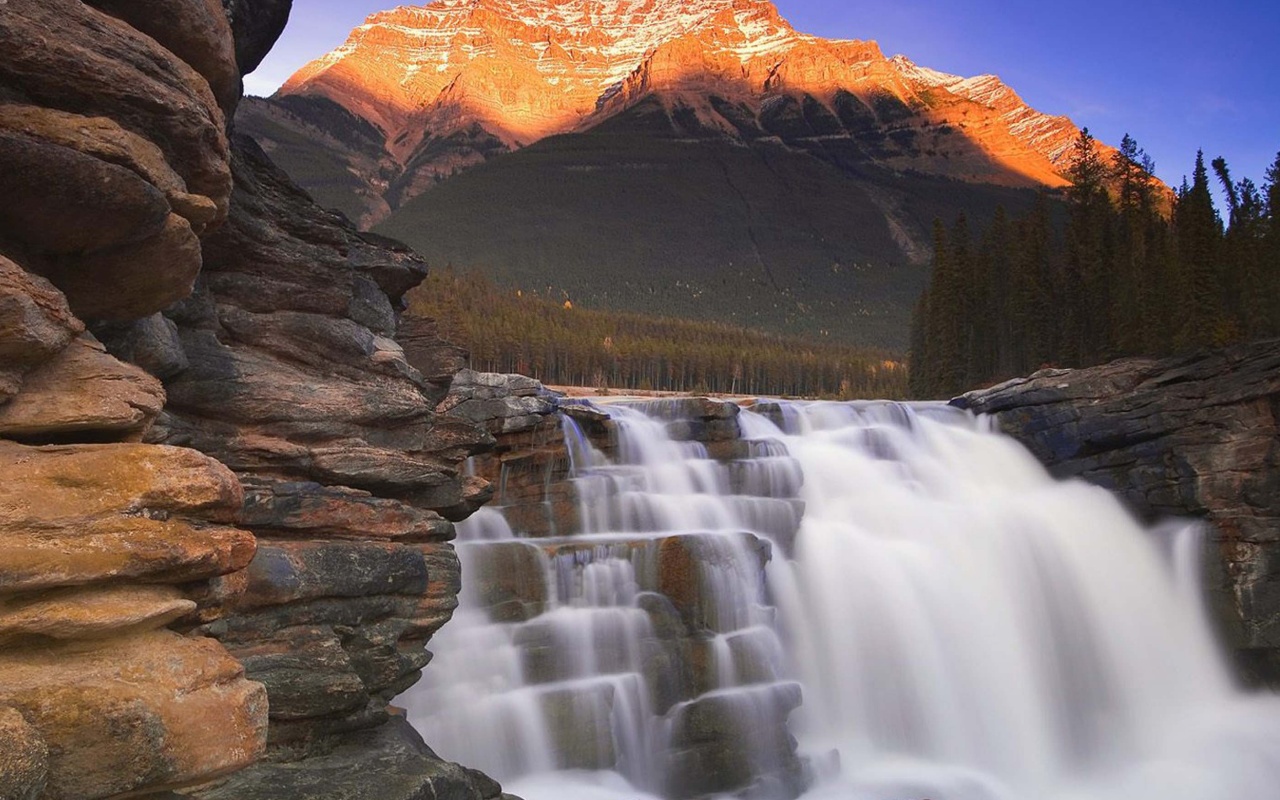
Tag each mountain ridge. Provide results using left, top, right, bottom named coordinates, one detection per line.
left=240, top=0, right=1128, bottom=347
left=267, top=0, right=1099, bottom=225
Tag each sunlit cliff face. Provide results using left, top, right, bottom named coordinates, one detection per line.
left=281, top=0, right=1085, bottom=188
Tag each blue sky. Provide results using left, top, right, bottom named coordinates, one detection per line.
left=247, top=0, right=1280, bottom=191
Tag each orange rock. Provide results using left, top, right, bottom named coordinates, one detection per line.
left=0, top=630, right=267, bottom=800
left=0, top=334, right=164, bottom=443
left=0, top=585, right=196, bottom=644
left=0, top=440, right=254, bottom=593
left=0, top=706, right=47, bottom=800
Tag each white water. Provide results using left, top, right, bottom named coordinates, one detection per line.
left=402, top=400, right=1280, bottom=800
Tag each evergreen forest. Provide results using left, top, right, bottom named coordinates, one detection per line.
left=407, top=268, right=907, bottom=399
left=910, top=132, right=1280, bottom=399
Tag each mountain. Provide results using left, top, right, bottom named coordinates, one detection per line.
left=241, top=0, right=1118, bottom=347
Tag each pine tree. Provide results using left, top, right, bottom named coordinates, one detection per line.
left=1010, top=194, right=1056, bottom=373
left=1110, top=134, right=1159, bottom=355
left=1264, top=152, right=1280, bottom=335
left=907, top=288, right=932, bottom=398
left=1064, top=127, right=1115, bottom=363
left=1176, top=151, right=1225, bottom=347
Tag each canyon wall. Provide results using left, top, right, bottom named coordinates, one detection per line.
left=0, top=1, right=504, bottom=797
left=955, top=339, right=1280, bottom=686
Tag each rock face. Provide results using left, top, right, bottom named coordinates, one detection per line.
left=0, top=2, right=264, bottom=796
left=0, top=0, right=500, bottom=797
left=954, top=339, right=1280, bottom=686
left=268, top=0, right=1096, bottom=229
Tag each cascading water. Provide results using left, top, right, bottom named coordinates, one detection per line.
left=401, top=399, right=1280, bottom=800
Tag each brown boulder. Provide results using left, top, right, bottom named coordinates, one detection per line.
left=0, top=129, right=170, bottom=257
left=0, top=630, right=267, bottom=800
left=0, top=104, right=221, bottom=234
left=0, top=585, right=195, bottom=644
left=0, top=334, right=164, bottom=442
left=40, top=214, right=205, bottom=322
left=0, top=440, right=253, bottom=593
left=0, top=0, right=231, bottom=217
left=84, top=0, right=242, bottom=116
left=0, top=256, right=82, bottom=400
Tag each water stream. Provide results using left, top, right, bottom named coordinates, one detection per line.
left=401, top=400, right=1280, bottom=800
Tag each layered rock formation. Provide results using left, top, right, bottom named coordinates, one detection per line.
left=0, top=0, right=503, bottom=797
left=955, top=339, right=1280, bottom=686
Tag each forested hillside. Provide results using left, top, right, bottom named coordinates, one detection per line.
left=408, top=268, right=908, bottom=398
left=910, top=132, right=1280, bottom=398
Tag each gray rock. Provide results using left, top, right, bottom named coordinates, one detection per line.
left=97, top=313, right=190, bottom=381
left=187, top=716, right=510, bottom=800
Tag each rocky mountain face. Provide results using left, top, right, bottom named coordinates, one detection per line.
left=0, top=1, right=506, bottom=798
left=268, top=0, right=1084, bottom=224
left=955, top=339, right=1280, bottom=687
left=240, top=0, right=1119, bottom=348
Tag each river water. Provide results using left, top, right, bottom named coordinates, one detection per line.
left=400, top=400, right=1280, bottom=800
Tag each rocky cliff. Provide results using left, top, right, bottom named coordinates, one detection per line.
left=0, top=1, right=503, bottom=797
left=955, top=339, right=1280, bottom=686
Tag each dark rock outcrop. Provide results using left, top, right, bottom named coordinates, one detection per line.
left=955, top=339, right=1280, bottom=686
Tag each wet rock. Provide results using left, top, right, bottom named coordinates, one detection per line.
left=0, top=631, right=267, bottom=800
left=955, top=339, right=1280, bottom=686
left=466, top=541, right=551, bottom=622
left=666, top=682, right=805, bottom=800
left=539, top=684, right=618, bottom=771
left=659, top=533, right=772, bottom=633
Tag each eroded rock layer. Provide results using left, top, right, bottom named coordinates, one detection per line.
left=955, top=339, right=1280, bottom=686
left=0, top=0, right=501, bottom=797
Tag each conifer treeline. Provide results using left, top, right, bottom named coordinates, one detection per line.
left=409, top=268, right=907, bottom=399
left=910, top=132, right=1280, bottom=399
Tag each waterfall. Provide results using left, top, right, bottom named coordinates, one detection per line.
left=400, top=399, right=1280, bottom=800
